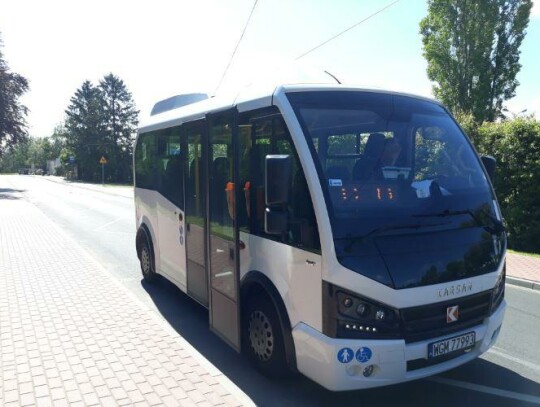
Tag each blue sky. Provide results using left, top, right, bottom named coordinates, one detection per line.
left=0, top=0, right=538, bottom=137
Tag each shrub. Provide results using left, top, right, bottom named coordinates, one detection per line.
left=462, top=117, right=540, bottom=253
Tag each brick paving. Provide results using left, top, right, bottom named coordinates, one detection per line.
left=506, top=252, right=540, bottom=283
left=0, top=190, right=253, bottom=406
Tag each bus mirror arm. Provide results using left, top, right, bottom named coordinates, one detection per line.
left=264, top=208, right=289, bottom=235
left=264, top=155, right=291, bottom=235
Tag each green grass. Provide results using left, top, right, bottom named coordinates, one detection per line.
left=508, top=249, right=540, bottom=259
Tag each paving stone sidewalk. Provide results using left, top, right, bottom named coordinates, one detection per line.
left=0, top=193, right=253, bottom=406
left=506, top=252, right=540, bottom=290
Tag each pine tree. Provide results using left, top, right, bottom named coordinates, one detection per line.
left=0, top=32, right=29, bottom=156
left=65, top=81, right=104, bottom=181
left=64, top=75, right=138, bottom=182
left=420, top=0, right=533, bottom=122
left=98, top=73, right=139, bottom=182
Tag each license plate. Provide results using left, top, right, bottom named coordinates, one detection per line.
left=428, top=332, right=476, bottom=358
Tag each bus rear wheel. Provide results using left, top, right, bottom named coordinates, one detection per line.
left=140, top=236, right=156, bottom=283
left=243, top=295, right=289, bottom=377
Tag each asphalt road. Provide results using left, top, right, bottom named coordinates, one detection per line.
left=3, top=174, right=540, bottom=407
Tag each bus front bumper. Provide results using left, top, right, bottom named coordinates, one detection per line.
left=292, top=300, right=505, bottom=391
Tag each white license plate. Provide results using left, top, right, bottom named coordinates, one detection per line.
left=428, top=332, right=476, bottom=358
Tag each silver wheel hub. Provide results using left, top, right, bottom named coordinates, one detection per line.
left=141, top=247, right=151, bottom=274
left=248, top=310, right=274, bottom=361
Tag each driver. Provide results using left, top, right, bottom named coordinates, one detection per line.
left=380, top=137, right=401, bottom=167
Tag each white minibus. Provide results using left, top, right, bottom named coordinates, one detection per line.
left=134, top=84, right=506, bottom=391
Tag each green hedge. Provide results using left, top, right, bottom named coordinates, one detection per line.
left=458, top=115, right=540, bottom=253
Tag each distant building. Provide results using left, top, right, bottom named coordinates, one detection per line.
left=47, top=158, right=62, bottom=175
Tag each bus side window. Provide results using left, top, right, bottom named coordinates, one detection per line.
left=291, top=165, right=319, bottom=251
left=157, top=128, right=183, bottom=209
left=274, top=120, right=320, bottom=253
left=135, top=132, right=158, bottom=190
left=239, top=109, right=320, bottom=253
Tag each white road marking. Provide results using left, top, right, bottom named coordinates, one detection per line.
left=428, top=376, right=540, bottom=405
left=488, top=347, right=540, bottom=373
left=93, top=217, right=124, bottom=231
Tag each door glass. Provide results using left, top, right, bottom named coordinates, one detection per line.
left=185, top=121, right=207, bottom=304
left=209, top=118, right=236, bottom=300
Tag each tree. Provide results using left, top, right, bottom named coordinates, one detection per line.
left=472, top=117, right=540, bottom=252
left=420, top=0, right=532, bottom=122
left=48, top=123, right=68, bottom=160
left=0, top=32, right=29, bottom=156
left=98, top=73, right=139, bottom=183
left=0, top=136, right=57, bottom=173
left=64, top=75, right=138, bottom=183
left=64, top=81, right=105, bottom=181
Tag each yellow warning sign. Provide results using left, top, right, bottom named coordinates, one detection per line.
left=99, top=156, right=108, bottom=164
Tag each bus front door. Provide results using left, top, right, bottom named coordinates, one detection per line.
left=184, top=120, right=208, bottom=307
left=206, top=109, right=241, bottom=351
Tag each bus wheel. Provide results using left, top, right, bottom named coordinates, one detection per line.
left=243, top=295, right=289, bottom=377
left=140, top=236, right=156, bottom=283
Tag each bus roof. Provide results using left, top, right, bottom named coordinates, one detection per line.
left=138, top=83, right=442, bottom=134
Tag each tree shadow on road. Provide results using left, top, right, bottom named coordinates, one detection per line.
left=142, top=277, right=540, bottom=407
left=0, top=188, right=24, bottom=200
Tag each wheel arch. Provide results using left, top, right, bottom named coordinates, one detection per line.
left=241, top=270, right=297, bottom=372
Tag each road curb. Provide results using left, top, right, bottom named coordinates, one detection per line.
left=41, top=175, right=133, bottom=199
left=506, top=276, right=540, bottom=291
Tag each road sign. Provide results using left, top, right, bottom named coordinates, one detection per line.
left=99, top=156, right=108, bottom=164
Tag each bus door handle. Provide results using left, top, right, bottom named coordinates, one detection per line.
left=306, top=259, right=316, bottom=266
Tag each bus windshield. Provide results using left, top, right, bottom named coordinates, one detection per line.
left=288, top=91, right=503, bottom=288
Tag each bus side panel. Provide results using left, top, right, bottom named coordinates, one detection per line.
left=155, top=192, right=187, bottom=292
left=239, top=231, right=322, bottom=331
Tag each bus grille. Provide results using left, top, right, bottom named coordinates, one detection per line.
left=400, top=290, right=492, bottom=343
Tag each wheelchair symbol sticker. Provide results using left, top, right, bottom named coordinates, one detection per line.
left=337, top=348, right=353, bottom=364
left=356, top=347, right=372, bottom=363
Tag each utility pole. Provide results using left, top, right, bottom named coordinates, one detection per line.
left=99, top=156, right=108, bottom=186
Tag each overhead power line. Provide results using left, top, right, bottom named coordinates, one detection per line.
left=295, top=0, right=402, bottom=61
left=213, top=0, right=259, bottom=96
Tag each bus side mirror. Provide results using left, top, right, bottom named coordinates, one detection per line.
left=481, top=155, right=496, bottom=182
left=265, top=155, right=292, bottom=205
left=265, top=155, right=291, bottom=235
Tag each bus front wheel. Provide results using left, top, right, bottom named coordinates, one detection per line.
left=243, top=295, right=289, bottom=377
left=140, top=236, right=156, bottom=283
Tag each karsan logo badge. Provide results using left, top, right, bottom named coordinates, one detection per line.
left=447, top=305, right=459, bottom=323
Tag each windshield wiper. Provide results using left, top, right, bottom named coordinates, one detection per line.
left=337, top=221, right=449, bottom=252
left=412, top=208, right=505, bottom=235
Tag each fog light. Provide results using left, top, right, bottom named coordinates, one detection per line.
left=363, top=365, right=374, bottom=377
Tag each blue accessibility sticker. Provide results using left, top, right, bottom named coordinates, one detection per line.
left=356, top=347, right=372, bottom=363
left=337, top=348, right=354, bottom=364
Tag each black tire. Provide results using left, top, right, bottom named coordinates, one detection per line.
left=243, top=294, right=290, bottom=377
left=139, top=235, right=157, bottom=283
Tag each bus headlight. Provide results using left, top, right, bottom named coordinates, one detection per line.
left=322, top=282, right=401, bottom=339
left=490, top=263, right=505, bottom=314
